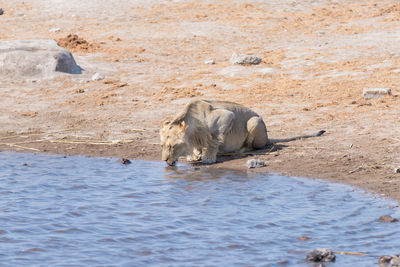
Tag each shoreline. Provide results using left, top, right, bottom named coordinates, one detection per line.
left=1, top=133, right=400, bottom=203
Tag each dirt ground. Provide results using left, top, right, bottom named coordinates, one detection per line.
left=0, top=0, right=399, bottom=201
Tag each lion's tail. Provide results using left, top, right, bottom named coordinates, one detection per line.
left=268, top=130, right=325, bottom=144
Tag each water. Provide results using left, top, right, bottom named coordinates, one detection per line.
left=0, top=152, right=399, bottom=266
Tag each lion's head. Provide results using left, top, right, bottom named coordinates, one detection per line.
left=160, top=120, right=188, bottom=166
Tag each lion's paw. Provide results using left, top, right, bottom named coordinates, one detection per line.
left=186, top=154, right=201, bottom=162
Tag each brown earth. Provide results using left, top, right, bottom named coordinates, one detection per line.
left=0, top=0, right=399, bottom=201
left=56, top=34, right=100, bottom=53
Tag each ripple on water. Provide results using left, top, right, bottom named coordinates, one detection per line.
left=0, top=151, right=399, bottom=266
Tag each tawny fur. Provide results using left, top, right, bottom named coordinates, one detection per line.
left=160, top=99, right=324, bottom=165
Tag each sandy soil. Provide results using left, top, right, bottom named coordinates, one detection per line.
left=0, top=0, right=399, bottom=201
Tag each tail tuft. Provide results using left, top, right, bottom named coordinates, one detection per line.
left=316, top=130, right=326, bottom=136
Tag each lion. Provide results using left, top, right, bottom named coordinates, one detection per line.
left=160, top=99, right=325, bottom=166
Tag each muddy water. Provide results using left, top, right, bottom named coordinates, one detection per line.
left=0, top=152, right=399, bottom=266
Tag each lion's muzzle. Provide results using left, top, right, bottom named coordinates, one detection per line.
left=164, top=157, right=176, bottom=166
left=166, top=160, right=176, bottom=166
left=162, top=152, right=177, bottom=166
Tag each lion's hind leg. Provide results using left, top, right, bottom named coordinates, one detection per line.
left=246, top=116, right=268, bottom=149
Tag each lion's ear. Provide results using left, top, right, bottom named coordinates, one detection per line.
left=162, top=120, right=171, bottom=127
left=179, top=120, right=186, bottom=130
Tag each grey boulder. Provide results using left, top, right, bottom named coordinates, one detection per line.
left=0, top=40, right=82, bottom=79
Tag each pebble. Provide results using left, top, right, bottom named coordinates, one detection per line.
left=306, top=248, right=336, bottom=262
left=0, top=8, right=4, bottom=15
left=204, top=59, right=215, bottom=65
left=395, top=168, right=400, bottom=174
left=379, top=255, right=400, bottom=267
left=297, top=236, right=310, bottom=241
left=230, top=53, right=262, bottom=65
left=49, top=27, right=61, bottom=33
left=119, top=158, right=131, bottom=165
left=379, top=215, right=398, bottom=223
left=362, top=88, right=391, bottom=99
left=246, top=159, right=265, bottom=169
left=92, top=73, right=105, bottom=81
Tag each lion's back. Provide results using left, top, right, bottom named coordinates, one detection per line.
left=191, top=99, right=259, bottom=118
left=193, top=100, right=259, bottom=152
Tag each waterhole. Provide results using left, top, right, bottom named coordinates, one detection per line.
left=0, top=152, right=399, bottom=266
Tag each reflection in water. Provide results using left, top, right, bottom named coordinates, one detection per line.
left=0, top=151, right=399, bottom=266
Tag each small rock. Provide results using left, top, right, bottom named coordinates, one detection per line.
left=379, top=215, right=398, bottom=223
left=395, top=168, right=400, bottom=174
left=246, top=159, right=265, bottom=169
left=230, top=53, right=262, bottom=65
left=92, top=72, right=105, bottom=81
left=306, top=248, right=336, bottom=262
left=204, top=59, right=215, bottom=65
left=379, top=255, right=400, bottom=267
left=0, top=8, right=4, bottom=15
left=119, top=158, right=131, bottom=165
left=49, top=28, right=61, bottom=33
left=363, top=88, right=391, bottom=99
left=297, top=236, right=310, bottom=241
left=380, top=256, right=393, bottom=264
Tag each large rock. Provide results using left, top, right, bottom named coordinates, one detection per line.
left=306, top=248, right=336, bottom=262
left=362, top=88, right=391, bottom=99
left=379, top=255, right=400, bottom=267
left=0, top=40, right=82, bottom=79
left=379, top=215, right=398, bottom=223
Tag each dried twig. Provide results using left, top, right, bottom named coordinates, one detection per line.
left=0, top=127, right=81, bottom=141
left=150, top=142, right=160, bottom=145
left=332, top=251, right=368, bottom=256
left=2, top=143, right=41, bottom=152
left=0, top=138, right=135, bottom=148
left=48, top=139, right=134, bottom=145
left=219, top=151, right=267, bottom=156
left=218, top=145, right=280, bottom=157
left=0, top=133, right=43, bottom=140
left=1, top=139, right=48, bottom=145
left=349, top=166, right=364, bottom=174
left=284, top=146, right=328, bottom=150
